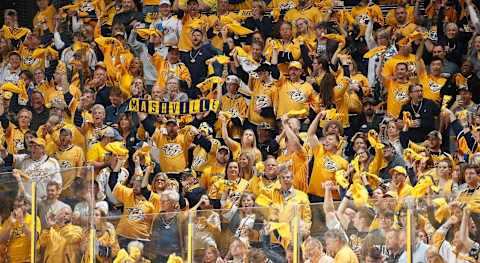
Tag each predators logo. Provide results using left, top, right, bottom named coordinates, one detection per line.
left=406, top=62, right=417, bottom=79
left=287, top=89, right=306, bottom=103
left=79, top=3, right=95, bottom=12
left=356, top=14, right=370, bottom=25
left=23, top=56, right=38, bottom=66
left=428, top=81, right=441, bottom=93
left=393, top=90, right=408, bottom=103
left=322, top=157, right=338, bottom=171
left=14, top=139, right=24, bottom=150
left=161, top=143, right=182, bottom=157
left=278, top=1, right=296, bottom=10
left=254, top=95, right=270, bottom=109
left=61, top=160, right=72, bottom=169
left=126, top=206, right=145, bottom=221
left=192, top=155, right=206, bottom=169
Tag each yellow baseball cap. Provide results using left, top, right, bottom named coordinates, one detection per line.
left=389, top=165, right=407, bottom=175
left=32, top=138, right=46, bottom=147
left=288, top=61, right=302, bottom=69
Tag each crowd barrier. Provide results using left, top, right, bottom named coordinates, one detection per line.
left=0, top=167, right=431, bottom=263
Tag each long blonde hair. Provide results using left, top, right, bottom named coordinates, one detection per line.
left=240, top=129, right=259, bottom=161
left=238, top=151, right=255, bottom=180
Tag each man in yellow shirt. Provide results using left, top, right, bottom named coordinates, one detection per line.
left=33, top=0, right=56, bottom=35
left=86, top=128, right=117, bottom=179
left=138, top=113, right=197, bottom=172
left=54, top=128, right=86, bottom=197
left=271, top=168, right=312, bottom=230
left=379, top=55, right=412, bottom=118
left=324, top=229, right=359, bottom=263
left=385, top=0, right=415, bottom=26
left=199, top=145, right=230, bottom=191
left=387, top=166, right=413, bottom=198
left=273, top=61, right=319, bottom=120
left=248, top=156, right=281, bottom=199
left=0, top=197, right=41, bottom=263
left=108, top=155, right=155, bottom=248
left=387, top=6, right=416, bottom=37
left=307, top=111, right=349, bottom=201
left=415, top=37, right=446, bottom=105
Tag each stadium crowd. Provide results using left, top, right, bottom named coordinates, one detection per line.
left=1, top=0, right=480, bottom=261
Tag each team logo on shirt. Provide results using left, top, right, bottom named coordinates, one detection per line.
left=393, top=90, right=409, bottom=103
left=278, top=1, right=296, bottom=10
left=126, top=206, right=145, bottom=221
left=161, top=143, right=182, bottom=157
left=226, top=108, right=240, bottom=118
left=428, top=29, right=438, bottom=41
left=287, top=89, right=306, bottom=103
left=14, top=139, right=25, bottom=150
left=23, top=56, right=39, bottom=67
left=60, top=160, right=72, bottom=168
left=322, top=157, right=338, bottom=171
left=255, top=96, right=271, bottom=109
left=79, top=2, right=95, bottom=12
left=11, top=226, right=25, bottom=239
left=192, top=155, right=206, bottom=169
left=428, top=81, right=441, bottom=93
left=356, top=14, right=370, bottom=25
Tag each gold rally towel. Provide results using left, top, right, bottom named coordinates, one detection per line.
left=128, top=98, right=220, bottom=115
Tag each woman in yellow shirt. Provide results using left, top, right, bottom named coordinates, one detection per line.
left=208, top=160, right=249, bottom=209
left=4, top=108, right=31, bottom=154
left=238, top=151, right=257, bottom=180
left=115, top=57, right=144, bottom=100
left=220, top=114, right=261, bottom=163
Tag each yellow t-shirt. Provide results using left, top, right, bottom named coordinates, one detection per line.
left=214, top=93, right=248, bottom=139
left=53, top=145, right=85, bottom=191
left=246, top=78, right=275, bottom=126
left=383, top=78, right=412, bottom=118
left=1, top=214, right=41, bottom=263
left=152, top=125, right=195, bottom=173
left=382, top=54, right=419, bottom=81
left=333, top=77, right=351, bottom=127
left=385, top=5, right=415, bottom=26
left=33, top=5, right=56, bottom=34
left=308, top=143, right=348, bottom=199
left=418, top=70, right=446, bottom=105
left=19, top=44, right=45, bottom=72
left=150, top=54, right=192, bottom=87
left=277, top=147, right=308, bottom=192
left=37, top=122, right=85, bottom=157
left=192, top=138, right=220, bottom=172
left=248, top=175, right=281, bottom=199
left=273, top=78, right=318, bottom=118
left=350, top=5, right=383, bottom=36
left=334, top=245, right=359, bottom=263
left=200, top=163, right=226, bottom=192
left=230, top=141, right=262, bottom=164
left=86, top=142, right=111, bottom=179
left=5, top=124, right=28, bottom=154
left=113, top=184, right=155, bottom=240
left=208, top=178, right=249, bottom=208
